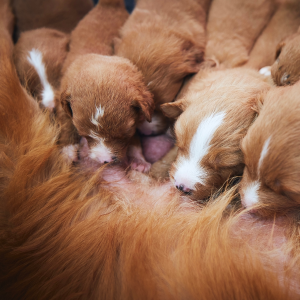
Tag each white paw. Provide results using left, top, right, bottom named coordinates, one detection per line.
left=61, top=144, right=79, bottom=163
left=259, top=66, right=271, bottom=77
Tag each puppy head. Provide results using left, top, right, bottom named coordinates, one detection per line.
left=271, top=33, right=300, bottom=86
left=114, top=26, right=204, bottom=107
left=60, top=54, right=154, bottom=164
left=240, top=85, right=300, bottom=213
left=162, top=69, right=270, bottom=200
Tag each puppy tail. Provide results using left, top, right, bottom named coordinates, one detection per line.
left=99, top=0, right=125, bottom=7
left=27, top=48, right=55, bottom=110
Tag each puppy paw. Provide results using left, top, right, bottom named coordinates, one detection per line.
left=130, top=158, right=151, bottom=173
left=61, top=144, right=79, bottom=164
left=259, top=66, right=271, bottom=77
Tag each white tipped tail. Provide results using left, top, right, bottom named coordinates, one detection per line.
left=27, top=49, right=55, bottom=109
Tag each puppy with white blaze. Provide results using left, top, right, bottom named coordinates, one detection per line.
left=161, top=68, right=271, bottom=200
left=240, top=81, right=300, bottom=214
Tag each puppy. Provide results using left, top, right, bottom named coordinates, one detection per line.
left=245, top=0, right=300, bottom=70
left=12, top=0, right=93, bottom=34
left=240, top=82, right=300, bottom=213
left=161, top=68, right=271, bottom=200
left=205, top=0, right=276, bottom=68
left=60, top=54, right=153, bottom=166
left=114, top=0, right=211, bottom=135
left=62, top=0, right=129, bottom=73
left=1, top=22, right=300, bottom=298
left=13, top=28, right=69, bottom=109
left=271, top=28, right=300, bottom=86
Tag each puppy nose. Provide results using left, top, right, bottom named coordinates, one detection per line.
left=176, top=184, right=191, bottom=195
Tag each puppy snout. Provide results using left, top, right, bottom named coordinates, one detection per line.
left=175, top=183, right=192, bottom=195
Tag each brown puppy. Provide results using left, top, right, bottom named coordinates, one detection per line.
left=161, top=68, right=271, bottom=200
left=62, top=0, right=129, bottom=73
left=240, top=81, right=300, bottom=213
left=205, top=0, right=276, bottom=68
left=271, top=28, right=300, bottom=86
left=60, top=54, right=153, bottom=166
left=12, top=0, right=93, bottom=34
left=114, top=0, right=211, bottom=135
left=13, top=28, right=69, bottom=109
left=245, top=0, right=300, bottom=70
left=1, top=23, right=300, bottom=298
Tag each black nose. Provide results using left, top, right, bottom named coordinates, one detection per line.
left=104, top=161, right=109, bottom=164
left=176, top=184, right=184, bottom=191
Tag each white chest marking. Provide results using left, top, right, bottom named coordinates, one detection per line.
left=174, top=111, right=226, bottom=190
left=27, top=49, right=55, bottom=109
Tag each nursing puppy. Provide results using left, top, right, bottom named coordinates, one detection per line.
left=205, top=0, right=276, bottom=68
left=13, top=0, right=93, bottom=34
left=245, top=0, right=300, bottom=70
left=13, top=28, right=69, bottom=109
left=240, top=82, right=300, bottom=213
left=271, top=28, right=300, bottom=86
left=114, top=0, right=211, bottom=135
left=60, top=54, right=153, bottom=167
left=161, top=69, right=271, bottom=200
left=1, top=23, right=300, bottom=298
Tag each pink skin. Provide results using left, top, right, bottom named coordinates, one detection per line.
left=141, top=134, right=174, bottom=163
left=127, top=144, right=151, bottom=173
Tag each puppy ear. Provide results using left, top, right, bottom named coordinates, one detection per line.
left=113, top=37, right=122, bottom=53
left=161, top=98, right=187, bottom=119
left=275, top=41, right=285, bottom=60
left=131, top=91, right=154, bottom=122
left=181, top=40, right=204, bottom=74
left=60, top=91, right=73, bottom=118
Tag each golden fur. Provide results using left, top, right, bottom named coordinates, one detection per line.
left=161, top=68, right=270, bottom=200
left=245, top=0, right=300, bottom=70
left=206, top=0, right=276, bottom=67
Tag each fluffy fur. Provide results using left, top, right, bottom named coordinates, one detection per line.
left=1, top=3, right=300, bottom=299
left=161, top=68, right=271, bottom=200
left=114, top=0, right=211, bottom=135
left=205, top=0, right=276, bottom=67
left=240, top=81, right=300, bottom=213
left=13, top=28, right=69, bottom=108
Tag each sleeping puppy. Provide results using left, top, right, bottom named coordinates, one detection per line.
left=60, top=54, right=153, bottom=167
left=205, top=0, right=276, bottom=68
left=13, top=28, right=69, bottom=109
left=240, top=82, right=300, bottom=213
left=12, top=0, right=93, bottom=34
left=271, top=28, right=300, bottom=86
left=245, top=0, right=300, bottom=70
left=62, top=0, right=129, bottom=73
left=114, top=0, right=211, bottom=135
left=161, top=68, right=270, bottom=200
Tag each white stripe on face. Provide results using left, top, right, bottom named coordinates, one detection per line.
left=242, top=137, right=271, bottom=208
left=27, top=49, right=55, bottom=109
left=243, top=180, right=260, bottom=208
left=88, top=131, right=112, bottom=163
left=174, top=111, right=226, bottom=190
left=91, top=105, right=105, bottom=127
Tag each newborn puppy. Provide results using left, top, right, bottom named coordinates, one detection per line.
left=13, top=28, right=69, bottom=109
left=161, top=68, right=270, bottom=200
left=205, top=0, right=275, bottom=68
left=271, top=28, right=300, bottom=86
left=114, top=0, right=211, bottom=135
left=240, top=82, right=300, bottom=213
left=13, top=0, right=93, bottom=34
left=245, top=0, right=300, bottom=70
left=60, top=54, right=153, bottom=165
left=62, top=0, right=128, bottom=73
